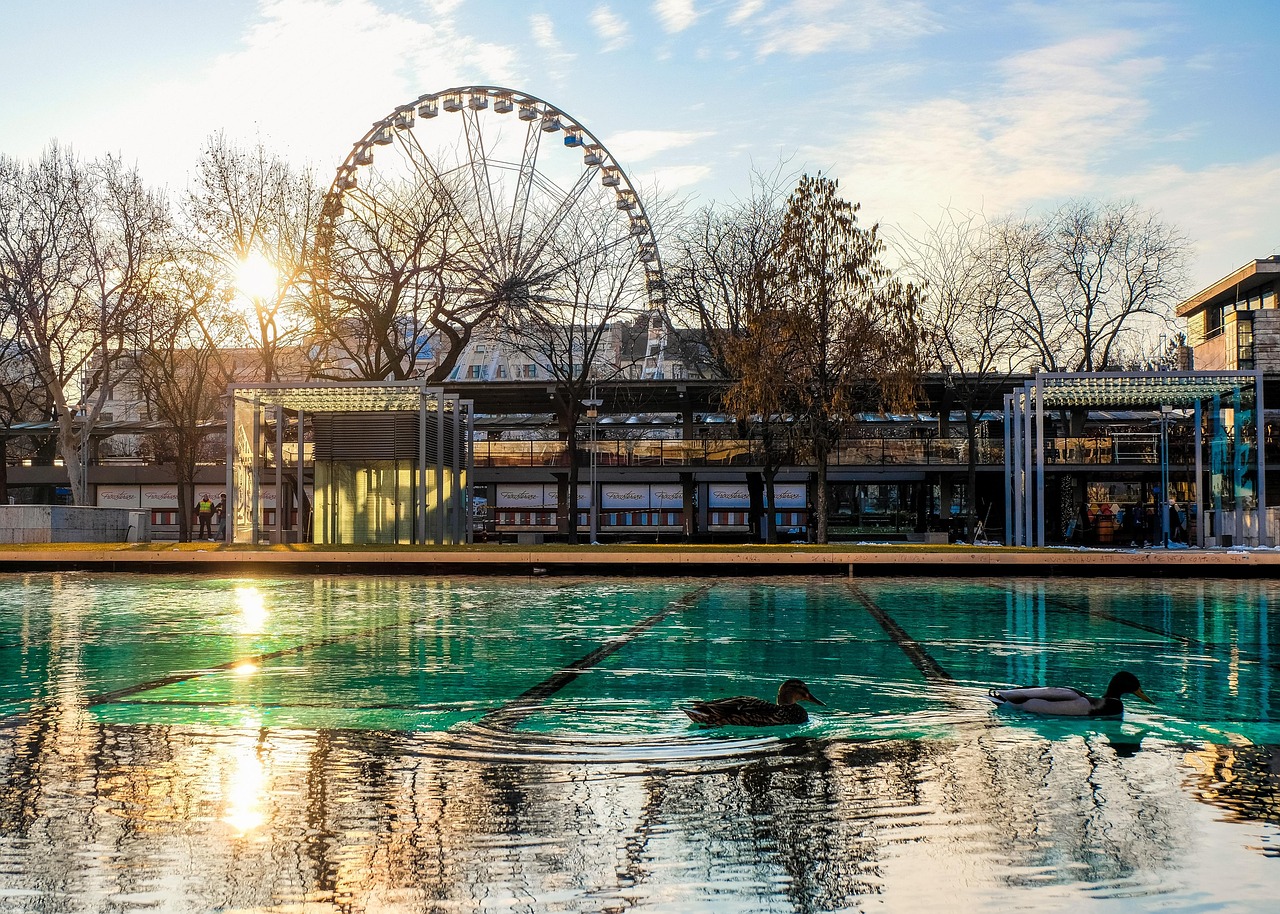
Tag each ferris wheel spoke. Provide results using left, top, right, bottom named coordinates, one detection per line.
left=506, top=117, right=543, bottom=270
left=515, top=166, right=601, bottom=276
left=523, top=233, right=636, bottom=288
left=459, top=108, right=507, bottom=272
left=396, top=127, right=502, bottom=277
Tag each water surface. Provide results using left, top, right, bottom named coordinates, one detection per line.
left=0, top=573, right=1276, bottom=912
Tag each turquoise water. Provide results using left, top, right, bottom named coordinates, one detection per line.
left=0, top=573, right=1276, bottom=912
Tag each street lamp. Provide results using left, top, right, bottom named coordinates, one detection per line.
left=583, top=391, right=603, bottom=545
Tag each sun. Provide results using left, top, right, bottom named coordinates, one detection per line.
left=235, top=250, right=278, bottom=300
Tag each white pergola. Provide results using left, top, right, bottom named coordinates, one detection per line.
left=226, top=381, right=474, bottom=545
left=1004, top=371, right=1266, bottom=547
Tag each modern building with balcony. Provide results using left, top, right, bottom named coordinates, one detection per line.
left=1178, top=256, right=1280, bottom=371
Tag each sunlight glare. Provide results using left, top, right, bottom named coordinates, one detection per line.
left=222, top=739, right=267, bottom=835
left=236, top=251, right=278, bottom=300
left=234, top=586, right=268, bottom=634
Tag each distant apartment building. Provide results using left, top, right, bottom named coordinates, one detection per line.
left=1178, top=256, right=1280, bottom=371
left=443, top=312, right=694, bottom=384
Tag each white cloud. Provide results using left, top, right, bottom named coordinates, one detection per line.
left=590, top=5, right=631, bottom=52
left=727, top=0, right=765, bottom=25
left=1122, top=159, right=1280, bottom=291
left=654, top=0, right=700, bottom=33
left=814, top=31, right=1162, bottom=221
left=530, top=12, right=576, bottom=81
left=642, top=163, right=714, bottom=191
left=606, top=129, right=714, bottom=162
left=64, top=0, right=517, bottom=189
left=746, top=0, right=938, bottom=57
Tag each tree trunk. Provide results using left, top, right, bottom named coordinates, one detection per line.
left=746, top=472, right=764, bottom=541
left=966, top=411, right=980, bottom=543
left=814, top=445, right=830, bottom=544
left=680, top=472, right=696, bottom=542
left=562, top=420, right=580, bottom=544
left=176, top=437, right=195, bottom=543
left=176, top=477, right=193, bottom=543
left=763, top=465, right=778, bottom=544
left=57, top=421, right=86, bottom=506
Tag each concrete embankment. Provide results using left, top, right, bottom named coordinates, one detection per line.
left=0, top=544, right=1277, bottom=577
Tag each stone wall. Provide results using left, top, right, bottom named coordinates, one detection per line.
left=0, top=506, right=151, bottom=544
left=1251, top=310, right=1280, bottom=372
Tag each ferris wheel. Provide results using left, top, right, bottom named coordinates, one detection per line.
left=319, top=85, right=668, bottom=377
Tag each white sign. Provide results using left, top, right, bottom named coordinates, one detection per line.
left=772, top=486, right=808, bottom=509
left=651, top=485, right=684, bottom=508
left=577, top=484, right=592, bottom=509
left=495, top=484, right=550, bottom=508
left=602, top=484, right=650, bottom=509
left=708, top=484, right=750, bottom=508
left=96, top=486, right=141, bottom=508
left=140, top=486, right=178, bottom=508
left=139, top=486, right=226, bottom=509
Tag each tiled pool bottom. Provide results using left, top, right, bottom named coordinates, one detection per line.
left=0, top=574, right=1276, bottom=912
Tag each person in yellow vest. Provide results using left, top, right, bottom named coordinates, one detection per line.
left=195, top=494, right=215, bottom=540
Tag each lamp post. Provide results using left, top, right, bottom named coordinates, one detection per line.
left=583, top=391, right=603, bottom=545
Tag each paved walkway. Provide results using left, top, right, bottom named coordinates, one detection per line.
left=1, top=545, right=1277, bottom=576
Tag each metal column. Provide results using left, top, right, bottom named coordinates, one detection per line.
left=417, top=389, right=427, bottom=544
left=1003, top=394, right=1013, bottom=546
left=1194, top=399, right=1204, bottom=548
left=273, top=404, right=284, bottom=544
left=1023, top=384, right=1034, bottom=547
left=225, top=394, right=235, bottom=544
left=1034, top=380, right=1045, bottom=547
left=1257, top=371, right=1268, bottom=546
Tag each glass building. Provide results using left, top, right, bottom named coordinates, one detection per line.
left=226, top=382, right=473, bottom=545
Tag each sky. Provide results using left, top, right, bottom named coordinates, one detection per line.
left=2, top=0, right=1278, bottom=293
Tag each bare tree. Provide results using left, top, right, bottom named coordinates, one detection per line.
left=494, top=199, right=652, bottom=541
left=130, top=243, right=237, bottom=541
left=186, top=134, right=321, bottom=382
left=0, top=312, right=44, bottom=504
left=667, top=170, right=788, bottom=379
left=0, top=146, right=169, bottom=505
left=726, top=175, right=924, bottom=544
left=896, top=210, right=1034, bottom=541
left=667, top=171, right=791, bottom=540
left=995, top=200, right=1188, bottom=372
left=306, top=169, right=499, bottom=381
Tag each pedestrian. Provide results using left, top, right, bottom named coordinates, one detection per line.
left=195, top=493, right=215, bottom=540
left=1168, top=499, right=1185, bottom=544
left=215, top=493, right=228, bottom=542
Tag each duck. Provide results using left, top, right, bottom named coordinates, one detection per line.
left=987, top=670, right=1153, bottom=718
left=683, top=678, right=825, bottom=727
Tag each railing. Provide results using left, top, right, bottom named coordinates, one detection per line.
left=472, top=435, right=1214, bottom=468
left=474, top=438, right=1008, bottom=468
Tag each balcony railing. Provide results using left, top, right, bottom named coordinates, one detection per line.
left=474, top=438, right=1009, bottom=468
left=472, top=435, right=1213, bottom=468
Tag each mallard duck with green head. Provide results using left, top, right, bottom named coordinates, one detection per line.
left=987, top=670, right=1154, bottom=718
left=683, top=678, right=825, bottom=727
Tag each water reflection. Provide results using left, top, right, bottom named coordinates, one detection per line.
left=1185, top=743, right=1280, bottom=829
left=2, top=710, right=1278, bottom=912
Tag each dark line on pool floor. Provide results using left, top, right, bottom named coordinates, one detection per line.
left=83, top=584, right=588, bottom=708
left=979, top=582, right=1280, bottom=675
left=846, top=582, right=954, bottom=686
left=481, top=584, right=713, bottom=728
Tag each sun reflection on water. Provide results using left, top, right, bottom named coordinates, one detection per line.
left=235, top=586, right=269, bottom=634
left=221, top=732, right=267, bottom=837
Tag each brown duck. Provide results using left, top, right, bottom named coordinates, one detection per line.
left=683, top=679, right=825, bottom=727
